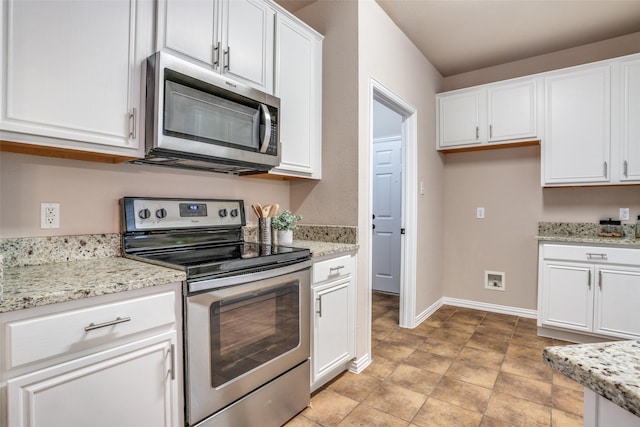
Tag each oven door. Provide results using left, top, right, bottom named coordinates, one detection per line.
left=185, top=261, right=311, bottom=426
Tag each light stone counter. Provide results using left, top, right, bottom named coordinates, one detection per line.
left=537, top=222, right=640, bottom=248
left=543, top=340, right=640, bottom=418
left=0, top=257, right=186, bottom=313
left=290, top=240, right=358, bottom=258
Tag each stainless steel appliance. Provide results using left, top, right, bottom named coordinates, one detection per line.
left=136, top=52, right=280, bottom=174
left=120, top=197, right=311, bottom=427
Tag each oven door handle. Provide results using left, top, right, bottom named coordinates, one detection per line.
left=188, top=259, right=312, bottom=294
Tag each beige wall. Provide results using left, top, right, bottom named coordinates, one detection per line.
left=357, top=0, right=445, bottom=320
left=0, top=152, right=290, bottom=238
left=290, top=0, right=359, bottom=226
left=443, top=32, right=640, bottom=91
left=442, top=35, right=640, bottom=311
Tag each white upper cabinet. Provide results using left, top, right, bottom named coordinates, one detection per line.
left=616, top=57, right=640, bottom=183
left=437, top=89, right=485, bottom=149
left=543, top=54, right=640, bottom=187
left=436, top=78, right=538, bottom=151
left=487, top=79, right=537, bottom=143
left=159, top=0, right=274, bottom=93
left=543, top=65, right=611, bottom=186
left=0, top=0, right=153, bottom=158
left=269, top=12, right=322, bottom=179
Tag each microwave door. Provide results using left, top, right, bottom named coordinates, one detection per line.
left=164, top=80, right=260, bottom=151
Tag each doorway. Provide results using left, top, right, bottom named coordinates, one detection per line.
left=369, top=79, right=418, bottom=330
left=372, top=101, right=402, bottom=295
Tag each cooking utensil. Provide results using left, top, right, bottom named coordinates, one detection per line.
left=252, top=204, right=262, bottom=218
left=262, top=204, right=272, bottom=218
left=269, top=204, right=279, bottom=218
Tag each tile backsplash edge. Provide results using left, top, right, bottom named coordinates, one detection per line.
left=0, top=234, right=121, bottom=268
left=243, top=224, right=358, bottom=245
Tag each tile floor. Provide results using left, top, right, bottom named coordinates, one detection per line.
left=286, top=292, right=584, bottom=427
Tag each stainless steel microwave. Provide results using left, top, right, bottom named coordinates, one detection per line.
left=135, top=51, right=280, bottom=174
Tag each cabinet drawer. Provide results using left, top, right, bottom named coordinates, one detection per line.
left=313, top=255, right=353, bottom=283
left=542, top=244, right=640, bottom=265
left=5, top=291, right=176, bottom=369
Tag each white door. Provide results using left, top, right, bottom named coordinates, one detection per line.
left=620, top=58, right=640, bottom=182
left=437, top=89, right=484, bottom=148
left=372, top=137, right=402, bottom=294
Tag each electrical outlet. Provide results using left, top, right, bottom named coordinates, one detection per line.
left=620, top=208, right=630, bottom=221
left=476, top=207, right=485, bottom=219
left=41, top=203, right=60, bottom=229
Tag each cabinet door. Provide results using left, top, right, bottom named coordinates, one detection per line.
left=619, top=58, right=640, bottom=182
left=161, top=0, right=218, bottom=67
left=594, top=267, right=640, bottom=339
left=312, top=278, right=355, bottom=384
left=437, top=90, right=485, bottom=149
left=487, top=80, right=537, bottom=143
left=271, top=14, right=322, bottom=179
left=219, top=0, right=274, bottom=93
left=1, top=0, right=149, bottom=153
left=7, top=333, right=179, bottom=427
left=540, top=262, right=594, bottom=332
left=544, top=66, right=611, bottom=185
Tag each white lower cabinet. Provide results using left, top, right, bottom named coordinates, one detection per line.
left=538, top=243, right=640, bottom=341
left=0, top=284, right=182, bottom=427
left=7, top=332, right=177, bottom=427
left=311, top=253, right=356, bottom=391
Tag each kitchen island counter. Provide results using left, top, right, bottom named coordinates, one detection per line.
left=543, top=340, right=640, bottom=419
left=0, top=257, right=186, bottom=313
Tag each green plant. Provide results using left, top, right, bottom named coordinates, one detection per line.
left=271, top=210, right=302, bottom=231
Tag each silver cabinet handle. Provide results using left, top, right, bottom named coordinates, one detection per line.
left=489, top=124, right=493, bottom=139
left=598, top=270, right=603, bottom=290
left=223, top=47, right=230, bottom=71
left=329, top=265, right=345, bottom=273
left=604, top=161, right=608, bottom=178
left=84, top=316, right=131, bottom=331
left=624, top=161, right=628, bottom=178
left=169, top=344, right=176, bottom=380
left=213, top=42, right=220, bottom=67
left=588, top=270, right=591, bottom=289
left=129, top=108, right=136, bottom=139
left=586, top=253, right=607, bottom=260
left=316, top=296, right=322, bottom=317
left=475, top=126, right=479, bottom=140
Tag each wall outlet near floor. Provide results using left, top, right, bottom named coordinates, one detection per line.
left=41, top=202, right=60, bottom=229
left=620, top=208, right=630, bottom=221
left=485, top=271, right=505, bottom=291
left=476, top=207, right=485, bottom=219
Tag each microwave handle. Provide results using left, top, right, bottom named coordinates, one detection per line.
left=259, top=103, right=272, bottom=153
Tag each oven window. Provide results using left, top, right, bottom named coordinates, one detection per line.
left=209, top=281, right=300, bottom=388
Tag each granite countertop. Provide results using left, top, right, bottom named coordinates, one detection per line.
left=291, top=240, right=358, bottom=258
left=537, top=222, right=640, bottom=248
left=543, top=340, right=640, bottom=417
left=0, top=228, right=358, bottom=315
left=0, top=257, right=186, bottom=314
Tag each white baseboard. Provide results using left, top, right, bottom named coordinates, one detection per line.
left=441, top=297, right=537, bottom=319
left=348, top=353, right=371, bottom=374
left=413, top=297, right=444, bottom=326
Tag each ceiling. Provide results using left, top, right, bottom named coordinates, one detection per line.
left=274, top=0, right=640, bottom=77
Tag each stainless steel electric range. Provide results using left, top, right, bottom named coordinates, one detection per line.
left=120, top=197, right=311, bottom=427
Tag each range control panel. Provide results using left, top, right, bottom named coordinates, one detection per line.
left=121, top=197, right=245, bottom=232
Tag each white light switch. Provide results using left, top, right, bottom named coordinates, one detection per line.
left=620, top=208, right=630, bottom=221
left=476, top=207, right=485, bottom=219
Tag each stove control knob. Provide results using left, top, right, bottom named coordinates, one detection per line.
left=138, top=208, right=151, bottom=219
left=218, top=209, right=228, bottom=218
left=230, top=208, right=239, bottom=217
left=155, top=208, right=167, bottom=219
